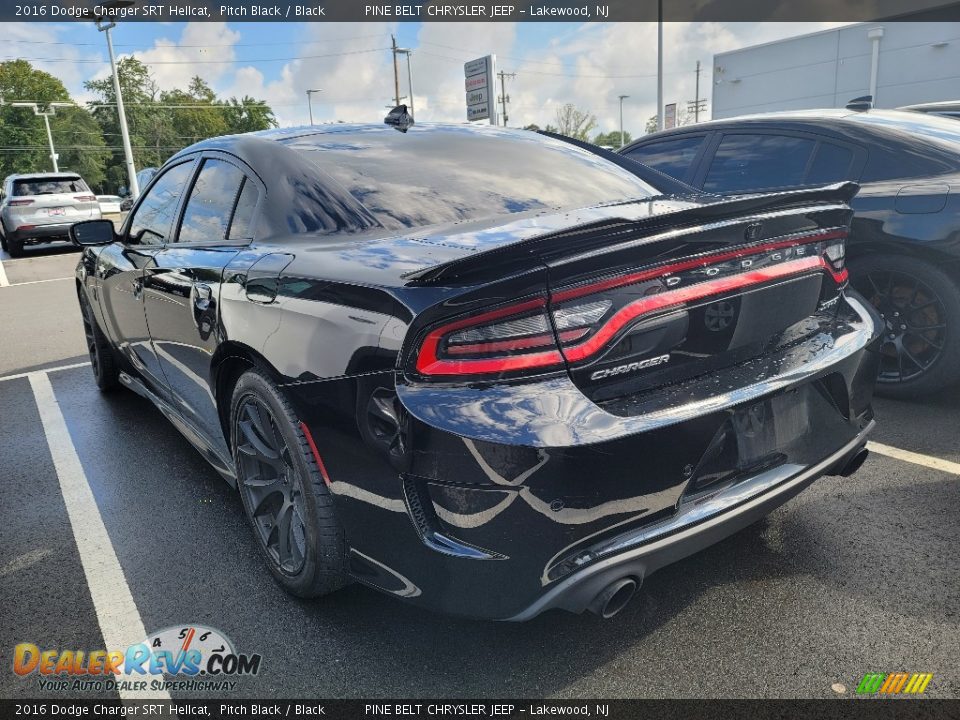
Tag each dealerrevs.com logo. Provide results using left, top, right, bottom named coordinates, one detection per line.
left=13, top=625, right=262, bottom=693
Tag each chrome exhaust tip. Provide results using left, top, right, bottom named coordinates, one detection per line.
left=587, top=578, right=638, bottom=619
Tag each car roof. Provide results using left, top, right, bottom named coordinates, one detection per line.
left=621, top=108, right=959, bottom=148
left=6, top=172, right=82, bottom=181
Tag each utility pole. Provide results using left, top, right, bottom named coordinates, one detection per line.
left=694, top=60, right=701, bottom=122
left=618, top=95, right=629, bottom=148
left=497, top=70, right=515, bottom=126
left=306, top=88, right=322, bottom=125
left=686, top=61, right=707, bottom=123
left=11, top=102, right=73, bottom=172
left=656, top=0, right=664, bottom=131
left=391, top=35, right=402, bottom=107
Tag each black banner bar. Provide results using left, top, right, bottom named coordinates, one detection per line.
left=5, top=0, right=960, bottom=23
left=2, top=700, right=959, bottom=720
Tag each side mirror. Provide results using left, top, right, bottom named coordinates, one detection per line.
left=70, top=219, right=116, bottom=247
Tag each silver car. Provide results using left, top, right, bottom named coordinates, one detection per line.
left=0, top=172, right=101, bottom=257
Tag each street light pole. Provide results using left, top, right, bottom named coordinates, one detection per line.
left=97, top=16, right=139, bottom=198
left=306, top=89, right=322, bottom=125
left=11, top=102, right=73, bottom=173
left=657, top=0, right=664, bottom=131
left=618, top=94, right=629, bottom=148
left=397, top=49, right=414, bottom=116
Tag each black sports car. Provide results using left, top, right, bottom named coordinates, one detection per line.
left=71, top=123, right=880, bottom=620
left=620, top=109, right=960, bottom=398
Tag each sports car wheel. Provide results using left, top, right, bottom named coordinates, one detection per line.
left=231, top=369, right=348, bottom=597
left=851, top=254, right=960, bottom=398
left=79, top=292, right=119, bottom=391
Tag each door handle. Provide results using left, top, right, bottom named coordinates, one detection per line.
left=193, top=283, right=213, bottom=310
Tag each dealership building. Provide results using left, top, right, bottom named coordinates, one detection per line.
left=712, top=22, right=960, bottom=118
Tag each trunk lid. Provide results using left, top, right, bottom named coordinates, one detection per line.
left=404, top=183, right=856, bottom=395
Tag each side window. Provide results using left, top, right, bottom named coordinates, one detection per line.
left=807, top=143, right=855, bottom=184
left=177, top=158, right=246, bottom=244
left=703, top=134, right=816, bottom=194
left=624, top=136, right=706, bottom=181
left=228, top=177, right=260, bottom=240
left=128, top=161, right=195, bottom=245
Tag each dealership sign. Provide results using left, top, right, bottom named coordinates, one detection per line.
left=465, top=55, right=497, bottom=123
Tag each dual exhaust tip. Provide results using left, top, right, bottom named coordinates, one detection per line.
left=587, top=577, right=638, bottom=619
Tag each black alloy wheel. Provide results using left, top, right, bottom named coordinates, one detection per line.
left=231, top=369, right=347, bottom=597
left=851, top=254, right=960, bottom=398
left=235, top=395, right=309, bottom=575
left=79, top=292, right=119, bottom=391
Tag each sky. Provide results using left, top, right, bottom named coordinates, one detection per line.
left=1, top=20, right=849, bottom=137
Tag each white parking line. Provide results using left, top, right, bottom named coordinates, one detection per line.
left=0, top=361, right=90, bottom=384
left=28, top=371, right=170, bottom=701
left=868, top=441, right=960, bottom=477
left=0, top=258, right=8, bottom=287
left=0, top=276, right=74, bottom=288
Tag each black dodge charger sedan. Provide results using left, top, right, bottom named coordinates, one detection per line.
left=71, top=123, right=880, bottom=620
left=620, top=109, right=960, bottom=398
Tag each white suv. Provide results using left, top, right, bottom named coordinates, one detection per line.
left=0, top=172, right=101, bottom=257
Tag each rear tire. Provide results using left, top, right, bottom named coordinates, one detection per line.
left=230, top=368, right=348, bottom=598
left=79, top=292, right=119, bottom=391
left=7, top=236, right=24, bottom=258
left=850, top=254, right=960, bottom=398
left=0, top=224, right=8, bottom=253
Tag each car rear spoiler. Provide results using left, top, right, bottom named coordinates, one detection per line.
left=405, top=182, right=860, bottom=286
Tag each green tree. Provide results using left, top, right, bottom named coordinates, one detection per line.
left=593, top=130, right=632, bottom=148
left=0, top=60, right=107, bottom=185
left=552, top=104, right=597, bottom=142
left=221, top=96, right=277, bottom=134
left=85, top=57, right=169, bottom=191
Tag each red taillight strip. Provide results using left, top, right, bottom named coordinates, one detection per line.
left=561, top=255, right=830, bottom=363
left=552, top=229, right=847, bottom=302
left=417, top=347, right=564, bottom=376
left=415, top=297, right=554, bottom=374
left=299, top=421, right=332, bottom=486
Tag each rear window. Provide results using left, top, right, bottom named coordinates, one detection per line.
left=13, top=177, right=88, bottom=196
left=283, top=127, right=658, bottom=231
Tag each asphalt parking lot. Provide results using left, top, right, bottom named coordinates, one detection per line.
left=0, top=246, right=957, bottom=700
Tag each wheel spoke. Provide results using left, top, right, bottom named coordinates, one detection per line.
left=276, top=499, right=294, bottom=567
left=238, top=418, right=283, bottom=467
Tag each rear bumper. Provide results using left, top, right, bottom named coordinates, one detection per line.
left=506, top=422, right=872, bottom=620
left=292, top=292, right=882, bottom=620
left=7, top=222, right=76, bottom=243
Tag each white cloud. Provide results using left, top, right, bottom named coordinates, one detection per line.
left=129, top=22, right=241, bottom=91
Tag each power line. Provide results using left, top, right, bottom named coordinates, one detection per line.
left=4, top=32, right=392, bottom=48
left=1, top=47, right=387, bottom=65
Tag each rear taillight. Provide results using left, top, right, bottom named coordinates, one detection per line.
left=413, top=228, right=848, bottom=379
left=415, top=297, right=566, bottom=377
left=74, top=195, right=97, bottom=202
left=8, top=199, right=33, bottom=207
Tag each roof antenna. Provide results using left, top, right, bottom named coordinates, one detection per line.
left=384, top=104, right=414, bottom=133
left=845, top=95, right=873, bottom=112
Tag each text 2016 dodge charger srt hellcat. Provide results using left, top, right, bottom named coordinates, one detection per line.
left=71, top=123, right=881, bottom=620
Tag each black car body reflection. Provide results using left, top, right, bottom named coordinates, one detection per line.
left=620, top=109, right=960, bottom=397
left=74, top=124, right=881, bottom=620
